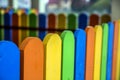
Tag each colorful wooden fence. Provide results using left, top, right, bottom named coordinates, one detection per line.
left=0, top=9, right=111, bottom=45
left=0, top=20, right=120, bottom=80
left=1, top=8, right=119, bottom=80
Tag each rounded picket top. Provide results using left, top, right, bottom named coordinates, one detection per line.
left=20, top=13, right=29, bottom=44
left=29, top=13, right=38, bottom=37
left=39, top=14, right=46, bottom=28
left=21, top=13, right=28, bottom=27
left=78, top=13, right=88, bottom=29
left=67, top=13, right=77, bottom=30
left=57, top=13, right=67, bottom=29
left=4, top=12, right=11, bottom=26
left=89, top=14, right=99, bottom=27
left=12, top=13, right=19, bottom=45
left=61, top=30, right=75, bottom=80
left=0, top=41, right=20, bottom=80
left=68, top=13, right=77, bottom=30
left=0, top=10, right=2, bottom=24
left=48, top=13, right=56, bottom=32
left=38, top=14, right=47, bottom=40
left=43, top=33, right=62, bottom=80
left=29, top=13, right=38, bottom=27
left=74, top=29, right=86, bottom=80
left=20, top=37, right=44, bottom=80
left=101, top=14, right=111, bottom=24
left=4, top=12, right=12, bottom=40
left=12, top=13, right=19, bottom=26
left=85, top=26, right=95, bottom=80
left=0, top=10, right=4, bottom=40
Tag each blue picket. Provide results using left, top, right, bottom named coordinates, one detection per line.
left=0, top=41, right=20, bottom=80
left=74, top=29, right=86, bottom=80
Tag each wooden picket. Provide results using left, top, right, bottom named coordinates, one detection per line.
left=74, top=29, right=86, bottom=80
left=85, top=27, right=95, bottom=80
left=0, top=41, right=20, bottom=80
left=93, top=25, right=102, bottom=80
left=20, top=37, right=44, bottom=80
left=61, top=30, right=75, bottom=80
left=43, top=34, right=61, bottom=80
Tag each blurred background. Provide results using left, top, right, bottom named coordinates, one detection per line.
left=0, top=0, right=111, bottom=13
left=112, top=0, right=120, bottom=21
left=0, top=0, right=119, bottom=20
left=1, top=0, right=120, bottom=20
